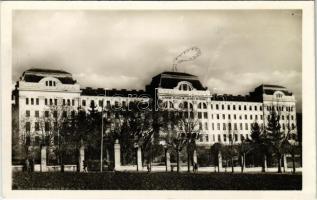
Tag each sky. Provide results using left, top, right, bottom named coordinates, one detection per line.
left=12, top=10, right=302, bottom=112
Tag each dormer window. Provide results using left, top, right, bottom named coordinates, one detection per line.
left=178, top=82, right=193, bottom=91
left=45, top=80, right=57, bottom=87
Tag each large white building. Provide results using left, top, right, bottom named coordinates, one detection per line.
left=12, top=68, right=297, bottom=148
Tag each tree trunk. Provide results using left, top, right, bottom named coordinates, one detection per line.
left=292, top=153, right=296, bottom=174
left=231, top=157, right=234, bottom=173
left=187, top=147, right=190, bottom=173
left=177, top=149, right=180, bottom=173
left=262, top=154, right=266, bottom=172
left=277, top=154, right=282, bottom=173
left=241, top=155, right=244, bottom=173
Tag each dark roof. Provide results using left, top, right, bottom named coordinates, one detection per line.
left=249, top=84, right=293, bottom=101
left=261, top=84, right=285, bottom=89
left=25, top=68, right=71, bottom=74
left=81, top=87, right=146, bottom=97
left=21, top=68, right=76, bottom=84
left=211, top=94, right=257, bottom=102
left=146, top=71, right=207, bottom=92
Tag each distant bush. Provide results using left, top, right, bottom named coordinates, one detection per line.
left=12, top=171, right=301, bottom=190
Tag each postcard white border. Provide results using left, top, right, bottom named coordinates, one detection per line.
left=1, top=1, right=315, bottom=199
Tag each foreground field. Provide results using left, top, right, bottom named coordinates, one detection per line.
left=12, top=171, right=302, bottom=190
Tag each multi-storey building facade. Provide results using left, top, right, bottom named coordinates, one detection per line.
left=12, top=68, right=298, bottom=147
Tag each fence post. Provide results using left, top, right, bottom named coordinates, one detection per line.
left=137, top=146, right=142, bottom=171
left=283, top=154, right=288, bottom=172
left=114, top=139, right=121, bottom=171
left=166, top=150, right=171, bottom=172
left=218, top=151, right=223, bottom=172
left=79, top=145, right=85, bottom=172
left=41, top=146, right=47, bottom=172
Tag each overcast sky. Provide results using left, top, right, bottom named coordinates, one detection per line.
left=12, top=10, right=302, bottom=111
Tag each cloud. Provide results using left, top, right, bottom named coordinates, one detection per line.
left=12, top=10, right=302, bottom=111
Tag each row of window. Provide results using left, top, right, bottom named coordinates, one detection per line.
left=25, top=97, right=76, bottom=106
left=267, top=105, right=294, bottom=112
left=25, top=110, right=72, bottom=118
left=212, top=113, right=264, bottom=121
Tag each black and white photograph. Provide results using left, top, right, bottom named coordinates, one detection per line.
left=1, top=1, right=315, bottom=198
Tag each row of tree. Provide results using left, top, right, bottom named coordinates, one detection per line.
left=12, top=99, right=300, bottom=173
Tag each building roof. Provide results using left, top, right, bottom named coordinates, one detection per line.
left=81, top=87, right=146, bottom=97
left=21, top=68, right=76, bottom=84
left=146, top=71, right=207, bottom=92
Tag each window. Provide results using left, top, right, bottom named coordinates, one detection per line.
left=205, top=122, right=208, bottom=130
left=53, top=111, right=57, bottom=118
left=204, top=112, right=208, bottom=119
left=72, top=99, right=75, bottom=106
left=218, top=135, right=221, bottom=142
left=222, top=114, right=225, bottom=119
left=49, top=81, right=52, bottom=86
left=260, top=115, right=263, bottom=120
left=36, top=98, right=39, bottom=105
left=240, top=123, right=243, bottom=130
left=34, top=136, right=40, bottom=146
left=206, top=135, right=209, bottom=142
left=255, top=115, right=258, bottom=120
left=198, top=103, right=202, bottom=109
left=67, top=99, right=70, bottom=106
left=198, top=112, right=202, bottom=119
left=190, top=112, right=194, bottom=119
left=35, top=122, right=39, bottom=131
left=199, top=122, right=203, bottom=130
left=228, top=123, right=232, bottom=130
left=234, top=114, right=236, bottom=120
left=245, top=115, right=247, bottom=120
left=45, top=122, right=49, bottom=132
left=254, top=105, right=257, bottom=111
left=26, top=110, right=30, bottom=117
left=233, top=105, right=236, bottom=110
left=216, top=104, right=219, bottom=110
left=250, top=115, right=253, bottom=120
left=216, top=114, right=219, bottom=120
left=227, top=105, right=230, bottom=110
left=245, top=123, right=248, bottom=130
left=291, top=115, right=294, bottom=120
left=244, top=105, right=247, bottom=110
left=45, top=98, right=48, bottom=105
left=234, top=123, right=237, bottom=130
left=260, top=106, right=263, bottom=111
left=249, top=106, right=252, bottom=111
left=222, top=105, right=224, bottom=110
left=26, top=122, right=30, bottom=132
left=45, top=111, right=49, bottom=118
left=46, top=81, right=48, bottom=86
left=35, top=110, right=39, bottom=118
left=82, top=100, right=86, bottom=106
left=217, top=123, right=220, bottom=130
left=99, top=100, right=103, bottom=107
left=211, top=104, right=213, bottom=110
left=54, top=99, right=57, bottom=105
left=228, top=114, right=231, bottom=120
left=50, top=99, right=53, bottom=105
left=239, top=105, right=241, bottom=110
left=212, top=123, right=214, bottom=130
left=53, top=81, right=56, bottom=86
left=229, top=134, right=233, bottom=142
left=223, top=134, right=227, bottom=142
left=234, top=134, right=238, bottom=141
left=31, top=98, right=34, bottom=105
left=223, top=123, right=226, bottom=130
left=26, top=98, right=29, bottom=105
left=63, top=99, right=66, bottom=106
left=179, top=83, right=192, bottom=91
left=203, top=103, right=207, bottom=109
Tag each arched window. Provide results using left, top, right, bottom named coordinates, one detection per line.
left=178, top=82, right=193, bottom=91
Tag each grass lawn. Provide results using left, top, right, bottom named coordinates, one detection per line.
left=12, top=171, right=302, bottom=190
